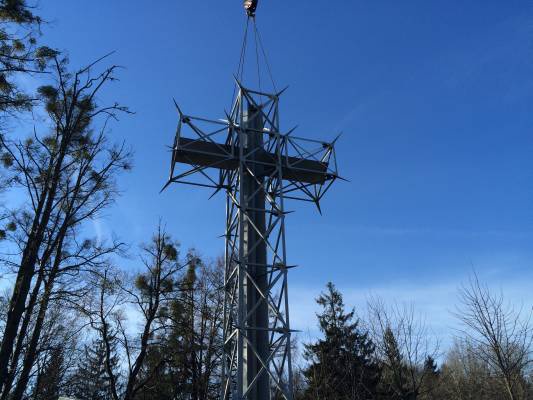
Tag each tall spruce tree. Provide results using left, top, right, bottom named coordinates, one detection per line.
left=381, top=327, right=412, bottom=399
left=302, top=282, right=381, bottom=400
left=421, top=356, right=441, bottom=399
left=69, top=337, right=120, bottom=400
left=33, top=346, right=64, bottom=400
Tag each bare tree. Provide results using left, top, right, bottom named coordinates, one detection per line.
left=7, top=240, right=124, bottom=400
left=437, top=338, right=508, bottom=400
left=367, top=297, right=440, bottom=400
left=179, top=255, right=224, bottom=400
left=0, top=52, right=130, bottom=395
left=0, top=293, right=84, bottom=400
left=28, top=301, right=82, bottom=400
left=130, top=254, right=224, bottom=400
left=455, top=274, right=533, bottom=400
left=121, top=227, right=184, bottom=400
left=86, top=226, right=186, bottom=400
left=86, top=268, right=124, bottom=400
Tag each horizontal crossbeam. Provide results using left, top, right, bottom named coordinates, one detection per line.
left=174, top=137, right=329, bottom=185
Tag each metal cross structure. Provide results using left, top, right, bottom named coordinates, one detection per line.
left=164, top=5, right=341, bottom=400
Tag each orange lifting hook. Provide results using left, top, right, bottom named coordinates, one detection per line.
left=244, top=0, right=258, bottom=17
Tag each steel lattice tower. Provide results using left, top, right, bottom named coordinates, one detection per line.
left=164, top=4, right=341, bottom=400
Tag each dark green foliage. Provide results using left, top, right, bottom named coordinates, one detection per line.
left=380, top=327, right=413, bottom=399
left=424, top=356, right=439, bottom=377
left=137, top=255, right=199, bottom=399
left=163, top=243, right=178, bottom=261
left=0, top=0, right=40, bottom=23
left=420, top=356, right=441, bottom=400
left=302, top=282, right=381, bottom=400
left=68, top=337, right=120, bottom=400
left=133, top=343, right=175, bottom=400
left=1, top=152, right=12, bottom=167
left=33, top=347, right=64, bottom=400
left=133, top=256, right=224, bottom=400
left=0, top=1, right=58, bottom=114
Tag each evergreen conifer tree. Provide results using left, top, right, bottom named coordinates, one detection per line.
left=133, top=266, right=196, bottom=400
left=381, top=327, right=412, bottom=399
left=302, top=282, right=381, bottom=400
left=69, top=337, right=120, bottom=400
left=34, top=347, right=64, bottom=400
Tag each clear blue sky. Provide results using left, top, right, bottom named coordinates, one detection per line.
left=36, top=1, right=533, bottom=341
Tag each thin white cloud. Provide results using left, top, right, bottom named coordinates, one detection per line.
left=91, top=218, right=105, bottom=245
left=289, top=271, right=533, bottom=351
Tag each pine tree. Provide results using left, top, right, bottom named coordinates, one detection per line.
left=136, top=256, right=223, bottom=400
left=133, top=272, right=193, bottom=400
left=34, top=346, right=64, bottom=400
left=381, top=327, right=411, bottom=399
left=421, top=356, right=441, bottom=400
left=302, top=282, right=381, bottom=400
left=132, top=341, right=175, bottom=400
left=0, top=0, right=55, bottom=115
left=69, top=337, right=120, bottom=400
left=168, top=254, right=197, bottom=398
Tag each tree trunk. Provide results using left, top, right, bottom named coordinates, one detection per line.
left=0, top=269, right=44, bottom=399
left=10, top=269, right=56, bottom=400
left=0, top=140, right=68, bottom=386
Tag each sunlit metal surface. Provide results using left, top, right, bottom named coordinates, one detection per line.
left=165, top=82, right=340, bottom=400
left=244, top=0, right=259, bottom=17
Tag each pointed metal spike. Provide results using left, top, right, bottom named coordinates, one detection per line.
left=335, top=175, right=350, bottom=183
left=275, top=85, right=289, bottom=98
left=208, top=187, right=223, bottom=200
left=160, top=180, right=173, bottom=194
left=272, top=263, right=299, bottom=270
left=332, top=132, right=343, bottom=145
left=172, top=98, right=184, bottom=116
left=314, top=199, right=323, bottom=215
left=286, top=125, right=298, bottom=136
left=224, top=109, right=235, bottom=126
left=233, top=75, right=244, bottom=89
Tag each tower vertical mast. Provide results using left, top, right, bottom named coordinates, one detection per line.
left=241, top=104, right=269, bottom=399
left=165, top=2, right=341, bottom=399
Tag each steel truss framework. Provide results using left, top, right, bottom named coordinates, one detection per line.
left=166, top=82, right=340, bottom=400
